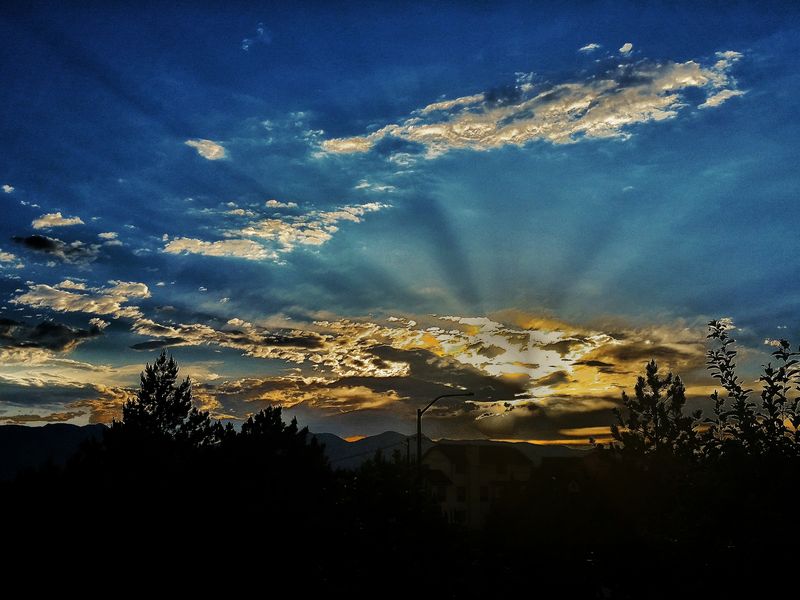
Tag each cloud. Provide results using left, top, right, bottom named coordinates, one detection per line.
left=0, top=248, right=23, bottom=269
left=67, top=385, right=135, bottom=423
left=698, top=88, right=746, bottom=109
left=265, top=199, right=298, bottom=209
left=322, top=49, right=744, bottom=158
left=124, top=310, right=710, bottom=439
left=185, top=138, right=226, bottom=160
left=11, top=280, right=150, bottom=319
left=354, top=180, right=397, bottom=193
left=579, top=43, right=601, bottom=53
left=130, top=337, right=186, bottom=351
left=0, top=317, right=103, bottom=352
left=1, top=411, right=85, bottom=424
left=1, top=296, right=715, bottom=441
left=32, top=212, right=85, bottom=229
left=2, top=184, right=13, bottom=193
left=163, top=237, right=278, bottom=261
left=89, top=318, right=109, bottom=330
left=12, top=235, right=101, bottom=264
left=619, top=42, right=633, bottom=55
left=98, top=232, right=117, bottom=240
left=241, top=22, right=271, bottom=51
left=163, top=202, right=389, bottom=261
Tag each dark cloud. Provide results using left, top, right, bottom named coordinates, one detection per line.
left=610, top=63, right=657, bottom=89
left=473, top=406, right=617, bottom=441
left=484, top=84, right=523, bottom=107
left=2, top=411, right=84, bottom=424
left=0, top=318, right=102, bottom=352
left=534, top=370, right=570, bottom=387
left=371, top=136, right=425, bottom=157
left=573, top=359, right=619, bottom=374
left=0, top=381, right=102, bottom=406
left=497, top=108, right=535, bottom=127
left=604, top=343, right=696, bottom=363
left=12, top=235, right=100, bottom=264
left=130, top=337, right=186, bottom=351
left=542, top=338, right=586, bottom=356
left=467, top=342, right=506, bottom=359
left=370, top=346, right=528, bottom=402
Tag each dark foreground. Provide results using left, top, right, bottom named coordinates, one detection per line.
left=3, top=418, right=798, bottom=598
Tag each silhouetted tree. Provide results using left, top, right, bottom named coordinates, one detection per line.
left=610, top=359, right=701, bottom=459
left=705, top=319, right=800, bottom=458
left=118, top=349, right=221, bottom=446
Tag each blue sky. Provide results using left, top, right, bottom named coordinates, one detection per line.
left=1, top=2, right=799, bottom=442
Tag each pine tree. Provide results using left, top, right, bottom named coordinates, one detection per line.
left=120, top=349, right=220, bottom=446
left=610, top=359, right=701, bottom=459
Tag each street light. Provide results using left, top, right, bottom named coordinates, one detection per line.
left=417, top=391, right=474, bottom=478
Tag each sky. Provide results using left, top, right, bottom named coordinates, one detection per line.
left=1, top=1, right=799, bottom=443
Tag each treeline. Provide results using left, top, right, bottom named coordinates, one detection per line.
left=4, top=322, right=800, bottom=595
left=609, top=319, right=800, bottom=460
left=3, top=352, right=458, bottom=590
left=485, top=321, right=800, bottom=595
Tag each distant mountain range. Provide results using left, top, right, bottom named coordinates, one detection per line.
left=313, top=431, right=585, bottom=469
left=0, top=423, right=105, bottom=480
left=0, top=424, right=586, bottom=480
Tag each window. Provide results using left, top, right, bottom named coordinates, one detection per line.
left=480, top=485, right=489, bottom=502
left=457, top=486, right=466, bottom=502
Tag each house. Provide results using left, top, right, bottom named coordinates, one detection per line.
left=422, top=443, right=534, bottom=528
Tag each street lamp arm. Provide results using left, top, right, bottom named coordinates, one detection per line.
left=421, top=391, right=475, bottom=415
left=417, top=390, right=474, bottom=479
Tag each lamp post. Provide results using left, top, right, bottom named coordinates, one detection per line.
left=417, top=391, right=474, bottom=478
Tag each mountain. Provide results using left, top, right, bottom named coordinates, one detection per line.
left=312, top=431, right=430, bottom=469
left=433, top=438, right=586, bottom=466
left=0, top=423, right=588, bottom=479
left=0, top=423, right=106, bottom=481
left=312, top=431, right=586, bottom=469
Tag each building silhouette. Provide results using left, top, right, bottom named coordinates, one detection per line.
left=422, top=443, right=533, bottom=528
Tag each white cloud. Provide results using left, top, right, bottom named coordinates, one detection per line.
left=321, top=50, right=744, bottom=158
left=354, top=180, right=397, bottom=193
left=11, top=280, right=150, bottom=319
left=163, top=237, right=279, bottom=261
left=89, top=318, right=110, bottom=330
left=185, top=138, right=226, bottom=160
left=56, top=280, right=87, bottom=290
left=265, top=199, right=298, bottom=209
left=2, top=184, right=14, bottom=193
left=698, top=88, right=746, bottom=109
left=163, top=202, right=388, bottom=261
left=579, top=43, right=601, bottom=53
left=0, top=248, right=23, bottom=269
left=98, top=232, right=117, bottom=240
left=32, top=212, right=85, bottom=229
left=619, top=42, right=633, bottom=55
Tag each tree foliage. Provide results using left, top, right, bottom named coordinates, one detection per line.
left=610, top=319, right=800, bottom=462
left=118, top=349, right=222, bottom=446
left=704, top=319, right=800, bottom=458
left=610, top=359, right=701, bottom=459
